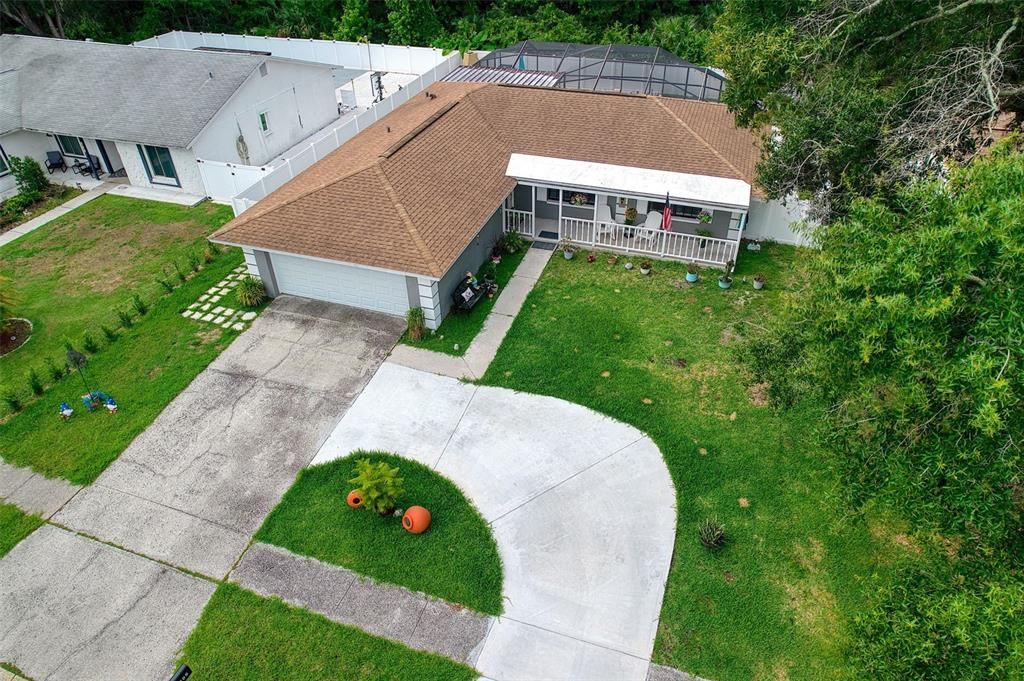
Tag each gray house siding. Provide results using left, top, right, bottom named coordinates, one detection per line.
left=437, top=205, right=504, bottom=320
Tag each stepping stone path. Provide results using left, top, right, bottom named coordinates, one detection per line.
left=181, top=266, right=259, bottom=333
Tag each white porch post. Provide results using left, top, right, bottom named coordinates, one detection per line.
left=532, top=183, right=540, bottom=236
left=417, top=277, right=442, bottom=330
left=557, top=188, right=563, bottom=239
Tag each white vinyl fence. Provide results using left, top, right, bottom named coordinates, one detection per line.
left=228, top=51, right=460, bottom=215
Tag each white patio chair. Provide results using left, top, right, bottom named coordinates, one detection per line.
left=595, top=204, right=617, bottom=242
left=633, top=212, right=663, bottom=251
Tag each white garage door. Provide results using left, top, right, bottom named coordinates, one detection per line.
left=271, top=253, right=409, bottom=316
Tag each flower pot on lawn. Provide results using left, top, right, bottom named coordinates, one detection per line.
left=346, top=489, right=364, bottom=509
left=402, top=506, right=432, bottom=534
left=753, top=273, right=765, bottom=290
left=686, top=272, right=698, bottom=283
left=718, top=278, right=732, bottom=289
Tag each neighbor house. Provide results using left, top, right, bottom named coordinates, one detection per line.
left=0, top=35, right=339, bottom=199
left=211, top=81, right=797, bottom=330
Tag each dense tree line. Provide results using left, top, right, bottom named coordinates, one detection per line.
left=0, top=0, right=721, bottom=64
left=728, top=1, right=1023, bottom=678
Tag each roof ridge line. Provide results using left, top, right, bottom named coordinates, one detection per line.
left=373, top=164, right=442, bottom=278
left=653, top=97, right=748, bottom=182
left=463, top=90, right=515, bottom=151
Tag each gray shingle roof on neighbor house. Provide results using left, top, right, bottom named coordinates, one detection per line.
left=0, top=34, right=264, bottom=148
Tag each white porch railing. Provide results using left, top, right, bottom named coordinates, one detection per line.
left=560, top=217, right=738, bottom=267
left=503, top=208, right=534, bottom=237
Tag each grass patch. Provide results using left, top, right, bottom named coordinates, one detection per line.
left=0, top=195, right=232, bottom=399
left=479, top=245, right=916, bottom=681
left=0, top=252, right=250, bottom=484
left=0, top=184, right=82, bottom=234
left=179, top=583, right=476, bottom=681
left=0, top=501, right=43, bottom=558
left=401, top=247, right=528, bottom=355
left=256, top=451, right=502, bottom=615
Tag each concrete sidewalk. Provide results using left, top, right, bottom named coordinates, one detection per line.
left=0, top=183, right=112, bottom=248
left=0, top=459, right=81, bottom=519
left=388, top=246, right=552, bottom=380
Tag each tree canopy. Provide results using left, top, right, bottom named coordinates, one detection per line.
left=711, top=0, right=1023, bottom=220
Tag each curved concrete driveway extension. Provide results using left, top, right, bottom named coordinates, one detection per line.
left=312, top=362, right=677, bottom=680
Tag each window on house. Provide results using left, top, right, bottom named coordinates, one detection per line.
left=56, top=135, right=85, bottom=157
left=546, top=188, right=594, bottom=206
left=137, top=144, right=179, bottom=186
left=648, top=202, right=704, bottom=220
left=0, top=146, right=9, bottom=176
left=258, top=111, right=271, bottom=135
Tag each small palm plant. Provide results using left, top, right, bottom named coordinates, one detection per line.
left=348, top=458, right=404, bottom=515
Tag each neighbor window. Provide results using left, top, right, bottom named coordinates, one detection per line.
left=0, top=146, right=9, bottom=176
left=137, top=144, right=179, bottom=186
left=56, top=134, right=85, bottom=157
left=258, top=111, right=271, bottom=135
left=649, top=202, right=704, bottom=220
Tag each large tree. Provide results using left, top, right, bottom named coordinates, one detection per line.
left=711, top=0, right=1023, bottom=221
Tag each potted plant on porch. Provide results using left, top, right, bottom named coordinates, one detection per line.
left=718, top=260, right=735, bottom=289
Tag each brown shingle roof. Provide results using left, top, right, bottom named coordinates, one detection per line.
left=212, top=82, right=761, bottom=278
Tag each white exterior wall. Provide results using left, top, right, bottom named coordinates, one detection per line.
left=745, top=197, right=815, bottom=246
left=115, top=142, right=205, bottom=196
left=191, top=60, right=338, bottom=167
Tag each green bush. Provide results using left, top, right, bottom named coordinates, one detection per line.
left=157, top=277, right=174, bottom=293
left=504, top=230, right=527, bottom=254
left=100, top=324, right=117, bottom=342
left=116, top=309, right=133, bottom=328
left=8, top=156, right=49, bottom=196
left=235, top=276, right=266, bottom=307
left=82, top=332, right=99, bottom=353
left=131, top=293, right=148, bottom=316
left=27, top=369, right=43, bottom=396
left=407, top=307, right=425, bottom=341
left=45, top=357, right=65, bottom=381
left=2, top=391, right=22, bottom=413
left=187, top=251, right=201, bottom=272
left=348, top=458, right=404, bottom=515
left=173, top=262, right=187, bottom=283
left=854, top=561, right=1024, bottom=680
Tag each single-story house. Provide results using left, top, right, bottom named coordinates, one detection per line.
left=211, top=81, right=794, bottom=329
left=0, top=34, right=339, bottom=199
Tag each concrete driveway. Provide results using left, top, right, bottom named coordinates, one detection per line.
left=312, top=362, right=677, bottom=680
left=54, top=296, right=405, bottom=578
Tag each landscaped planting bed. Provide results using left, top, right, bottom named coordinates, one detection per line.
left=256, top=451, right=503, bottom=614
left=0, top=184, right=82, bottom=235
left=480, top=244, right=919, bottom=681
left=0, top=195, right=265, bottom=484
left=179, top=583, right=476, bottom=681
left=401, top=245, right=528, bottom=356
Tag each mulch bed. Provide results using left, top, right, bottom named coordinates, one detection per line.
left=0, top=318, right=32, bottom=356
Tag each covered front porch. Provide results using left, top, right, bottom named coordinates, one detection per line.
left=501, top=154, right=749, bottom=268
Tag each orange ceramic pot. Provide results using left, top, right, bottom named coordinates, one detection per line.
left=346, top=489, right=364, bottom=509
left=402, top=506, right=431, bottom=534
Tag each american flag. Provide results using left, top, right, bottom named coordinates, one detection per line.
left=661, top=192, right=672, bottom=231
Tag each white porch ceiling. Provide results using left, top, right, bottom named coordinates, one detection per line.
left=505, top=153, right=751, bottom=211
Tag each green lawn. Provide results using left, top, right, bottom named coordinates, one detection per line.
left=0, top=195, right=232, bottom=398
left=179, top=583, right=476, bottom=681
left=401, top=246, right=528, bottom=355
left=0, top=501, right=43, bottom=558
left=480, top=244, right=918, bottom=681
left=0, top=196, right=257, bottom=484
left=256, top=451, right=503, bottom=615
